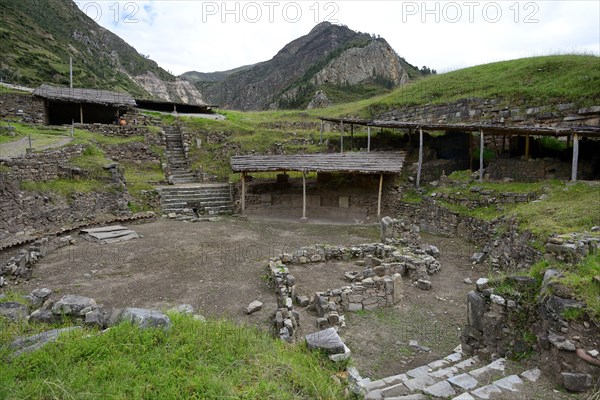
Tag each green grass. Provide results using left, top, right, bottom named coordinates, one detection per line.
left=0, top=313, right=350, bottom=399
left=529, top=253, right=600, bottom=324
left=365, top=54, right=600, bottom=117
left=123, top=162, right=165, bottom=212
left=20, top=178, right=107, bottom=196
left=511, top=182, right=600, bottom=239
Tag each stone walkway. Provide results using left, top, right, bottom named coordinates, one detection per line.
left=354, top=345, right=541, bottom=399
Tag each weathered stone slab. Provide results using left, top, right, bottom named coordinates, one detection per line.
left=447, top=373, right=479, bottom=390
left=471, top=384, right=501, bottom=399
left=561, top=372, right=593, bottom=392
left=0, top=302, right=29, bottom=321
left=493, top=375, right=523, bottom=392
left=520, top=368, right=541, bottom=382
left=245, top=300, right=263, bottom=315
left=404, top=376, right=436, bottom=391
left=406, top=365, right=431, bottom=379
left=119, top=308, right=171, bottom=329
left=305, top=327, right=345, bottom=355
left=52, top=295, right=97, bottom=316
left=467, top=291, right=485, bottom=331
left=10, top=327, right=81, bottom=357
left=452, top=393, right=475, bottom=400
left=423, top=380, right=456, bottom=398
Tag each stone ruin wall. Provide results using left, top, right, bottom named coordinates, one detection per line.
left=239, top=177, right=395, bottom=221
left=376, top=98, right=600, bottom=127
left=0, top=93, right=46, bottom=124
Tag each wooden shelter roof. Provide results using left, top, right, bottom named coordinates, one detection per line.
left=320, top=117, right=600, bottom=138
left=33, top=84, right=136, bottom=107
left=231, top=152, right=405, bottom=174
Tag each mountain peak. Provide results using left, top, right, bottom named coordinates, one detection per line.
left=182, top=23, right=420, bottom=110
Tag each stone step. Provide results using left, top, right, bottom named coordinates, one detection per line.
left=161, top=194, right=231, bottom=201
left=161, top=198, right=232, bottom=206
left=362, top=349, right=540, bottom=400
left=159, top=188, right=231, bottom=195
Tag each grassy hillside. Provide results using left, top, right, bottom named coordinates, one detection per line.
left=0, top=311, right=350, bottom=399
left=0, top=0, right=174, bottom=97
left=296, top=54, right=600, bottom=119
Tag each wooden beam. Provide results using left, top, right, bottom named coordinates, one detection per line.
left=241, top=172, right=246, bottom=215
left=350, top=123, right=354, bottom=151
left=320, top=120, right=324, bottom=144
left=80, top=104, right=83, bottom=124
left=300, top=170, right=308, bottom=222
left=479, top=129, right=484, bottom=182
left=377, top=173, right=383, bottom=221
left=416, top=127, right=423, bottom=188
left=571, top=133, right=579, bottom=182
left=367, top=126, right=371, bottom=152
left=525, top=133, right=530, bottom=158
left=340, top=121, right=344, bottom=153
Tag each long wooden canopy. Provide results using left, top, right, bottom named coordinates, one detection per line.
left=231, top=152, right=405, bottom=174
left=320, top=117, right=600, bottom=138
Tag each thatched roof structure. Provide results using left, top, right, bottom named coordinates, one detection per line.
left=231, top=152, right=405, bottom=174
left=33, top=84, right=136, bottom=107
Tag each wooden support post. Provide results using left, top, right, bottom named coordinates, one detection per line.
left=80, top=104, right=83, bottom=124
left=300, top=170, right=308, bottom=222
left=350, top=124, right=354, bottom=151
left=479, top=129, right=484, bottom=182
left=571, top=133, right=579, bottom=182
left=241, top=172, right=246, bottom=215
left=340, top=121, right=344, bottom=153
left=416, top=127, right=423, bottom=188
left=502, top=133, right=506, bottom=154
left=525, top=133, right=530, bottom=158
left=319, top=120, right=324, bottom=144
left=367, top=125, right=371, bottom=152
left=377, top=173, right=383, bottom=221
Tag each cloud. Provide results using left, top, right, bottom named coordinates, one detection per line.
left=77, top=0, right=600, bottom=75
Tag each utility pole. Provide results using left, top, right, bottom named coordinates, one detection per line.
left=70, top=57, right=73, bottom=89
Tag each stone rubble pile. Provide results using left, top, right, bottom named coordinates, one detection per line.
left=0, top=236, right=73, bottom=285
left=545, top=231, right=600, bottom=263
left=461, top=272, right=600, bottom=394
left=267, top=258, right=301, bottom=343
left=0, top=289, right=186, bottom=357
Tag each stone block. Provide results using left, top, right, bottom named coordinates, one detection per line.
left=467, top=291, right=485, bottom=332
left=52, top=295, right=97, bottom=316
left=119, top=308, right=171, bottom=329
left=339, top=196, right=349, bottom=208
left=561, top=372, right=593, bottom=392
left=305, top=327, right=346, bottom=355
left=245, top=300, right=263, bottom=315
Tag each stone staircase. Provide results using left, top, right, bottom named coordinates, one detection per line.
left=163, top=125, right=196, bottom=184
left=157, top=183, right=234, bottom=216
left=355, top=345, right=541, bottom=399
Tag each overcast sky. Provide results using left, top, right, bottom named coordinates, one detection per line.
left=76, top=1, right=600, bottom=76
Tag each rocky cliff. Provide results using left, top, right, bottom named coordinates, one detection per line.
left=182, top=22, right=420, bottom=110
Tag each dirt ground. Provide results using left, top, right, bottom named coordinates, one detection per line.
left=15, top=217, right=379, bottom=331
left=9, top=217, right=593, bottom=398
